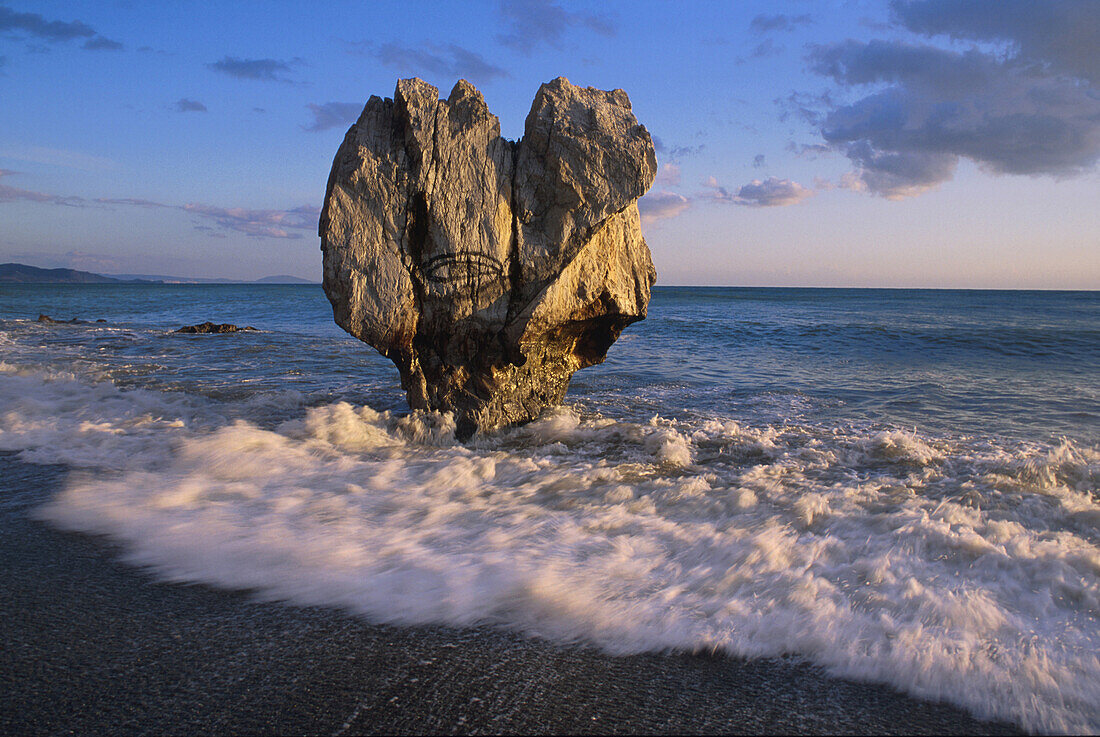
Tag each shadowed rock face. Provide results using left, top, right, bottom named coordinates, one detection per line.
left=320, top=77, right=657, bottom=437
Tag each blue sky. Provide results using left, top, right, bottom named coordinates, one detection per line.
left=1, top=0, right=1097, bottom=287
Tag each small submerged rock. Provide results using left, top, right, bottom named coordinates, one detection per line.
left=175, top=322, right=258, bottom=334
left=36, top=314, right=85, bottom=325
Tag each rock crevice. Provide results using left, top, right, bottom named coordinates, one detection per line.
left=320, top=77, right=657, bottom=437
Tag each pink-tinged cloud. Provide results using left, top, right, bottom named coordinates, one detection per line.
left=2, top=173, right=320, bottom=240
left=638, top=190, right=690, bottom=224
left=0, top=169, right=84, bottom=206
left=181, top=203, right=319, bottom=239
left=654, top=163, right=682, bottom=187
left=701, top=176, right=814, bottom=207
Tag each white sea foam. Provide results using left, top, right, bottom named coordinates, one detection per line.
left=2, top=361, right=1098, bottom=733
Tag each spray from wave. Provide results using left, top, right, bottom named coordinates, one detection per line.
left=1, top=359, right=1098, bottom=733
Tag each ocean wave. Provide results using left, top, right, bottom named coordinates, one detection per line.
left=0, top=361, right=1097, bottom=733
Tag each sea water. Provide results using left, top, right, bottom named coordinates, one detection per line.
left=0, top=284, right=1097, bottom=733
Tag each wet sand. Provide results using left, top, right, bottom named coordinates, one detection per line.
left=0, top=453, right=1022, bottom=735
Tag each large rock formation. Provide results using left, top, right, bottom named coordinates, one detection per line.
left=320, top=77, right=657, bottom=437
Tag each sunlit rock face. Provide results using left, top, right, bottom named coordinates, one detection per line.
left=320, top=77, right=657, bottom=437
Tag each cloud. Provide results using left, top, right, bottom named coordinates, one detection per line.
left=1, top=172, right=319, bottom=240
left=180, top=203, right=319, bottom=239
left=351, top=41, right=508, bottom=84
left=303, top=102, right=361, bottom=132
left=0, top=5, right=94, bottom=41
left=496, top=0, right=613, bottom=54
left=804, top=3, right=1100, bottom=199
left=653, top=136, right=706, bottom=160
left=82, top=35, right=122, bottom=51
left=106, top=198, right=319, bottom=239
left=750, top=39, right=784, bottom=59
left=892, top=0, right=1099, bottom=84
left=207, top=56, right=299, bottom=82
left=750, top=13, right=812, bottom=34
left=0, top=6, right=121, bottom=50
left=654, top=162, right=681, bottom=187
left=175, top=98, right=207, bottom=113
left=0, top=169, right=84, bottom=206
left=95, top=197, right=170, bottom=208
left=701, top=176, right=814, bottom=207
left=753, top=154, right=766, bottom=168
left=775, top=89, right=836, bottom=126
left=841, top=140, right=958, bottom=199
left=787, top=142, right=832, bottom=159
left=638, top=190, right=690, bottom=224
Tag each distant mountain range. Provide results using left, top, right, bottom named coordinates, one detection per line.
left=0, top=263, right=318, bottom=285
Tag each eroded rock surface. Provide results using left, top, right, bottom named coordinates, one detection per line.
left=320, top=77, right=657, bottom=437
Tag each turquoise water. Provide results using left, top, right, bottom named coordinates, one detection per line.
left=1, top=284, right=1098, bottom=732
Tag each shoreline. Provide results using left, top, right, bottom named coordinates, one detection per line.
left=1, top=452, right=1023, bottom=735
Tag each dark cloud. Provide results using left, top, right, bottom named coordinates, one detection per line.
left=775, top=89, right=836, bottom=126
left=892, top=0, right=1099, bottom=84
left=750, top=13, right=812, bottom=34
left=303, top=102, right=361, bottom=132
left=701, top=176, right=813, bottom=207
left=753, top=154, right=766, bottom=168
left=670, top=143, right=705, bottom=158
left=638, top=191, right=690, bottom=224
left=175, top=98, right=207, bottom=113
left=82, top=35, right=122, bottom=51
left=0, top=5, right=94, bottom=41
left=840, top=140, right=958, bottom=199
left=353, top=41, right=508, bottom=84
left=496, top=0, right=613, bottom=54
left=0, top=5, right=122, bottom=51
left=805, top=3, right=1100, bottom=199
left=192, top=224, right=227, bottom=238
left=653, top=136, right=706, bottom=160
left=207, top=56, right=298, bottom=82
left=807, top=41, right=1100, bottom=197
left=95, top=197, right=170, bottom=208
left=809, top=39, right=1002, bottom=93
left=786, top=141, right=833, bottom=159
left=750, top=39, right=784, bottom=58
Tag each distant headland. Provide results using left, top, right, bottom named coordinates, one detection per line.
left=0, top=263, right=317, bottom=285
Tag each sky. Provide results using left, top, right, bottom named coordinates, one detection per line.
left=0, top=0, right=1097, bottom=288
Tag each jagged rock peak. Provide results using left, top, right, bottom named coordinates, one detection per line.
left=320, top=77, right=657, bottom=438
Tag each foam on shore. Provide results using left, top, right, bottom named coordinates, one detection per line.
left=1, top=359, right=1097, bottom=733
